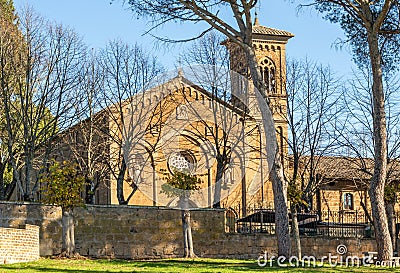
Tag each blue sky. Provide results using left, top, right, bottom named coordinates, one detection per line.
left=13, top=0, right=356, bottom=77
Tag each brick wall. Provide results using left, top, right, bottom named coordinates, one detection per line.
left=0, top=224, right=39, bottom=264
left=0, top=202, right=378, bottom=259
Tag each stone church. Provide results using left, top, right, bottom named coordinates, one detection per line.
left=60, top=19, right=391, bottom=222
left=111, top=20, right=292, bottom=212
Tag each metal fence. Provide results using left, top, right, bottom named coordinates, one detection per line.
left=225, top=207, right=399, bottom=239
left=318, top=210, right=370, bottom=225
left=226, top=205, right=276, bottom=235
left=310, top=210, right=373, bottom=238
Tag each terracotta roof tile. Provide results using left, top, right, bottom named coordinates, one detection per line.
left=298, top=156, right=400, bottom=182
left=252, top=25, right=294, bottom=37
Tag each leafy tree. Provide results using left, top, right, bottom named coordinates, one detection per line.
left=161, top=169, right=202, bottom=258
left=306, top=0, right=400, bottom=261
left=122, top=0, right=292, bottom=257
left=0, top=0, right=23, bottom=200
left=0, top=0, right=16, bottom=22
left=40, top=160, right=86, bottom=258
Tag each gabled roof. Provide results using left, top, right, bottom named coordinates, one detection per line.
left=252, top=25, right=294, bottom=38
left=146, top=72, right=254, bottom=120
left=314, top=156, right=373, bottom=181
left=60, top=70, right=257, bottom=138
left=297, top=155, right=400, bottom=184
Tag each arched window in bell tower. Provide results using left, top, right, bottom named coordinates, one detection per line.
left=259, top=58, right=276, bottom=94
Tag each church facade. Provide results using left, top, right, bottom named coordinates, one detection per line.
left=57, top=20, right=397, bottom=224
left=107, top=22, right=294, bottom=212
left=55, top=21, right=294, bottom=215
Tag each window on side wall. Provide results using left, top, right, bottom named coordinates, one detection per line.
left=343, top=192, right=354, bottom=210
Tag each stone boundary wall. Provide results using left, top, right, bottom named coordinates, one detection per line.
left=0, top=224, right=39, bottom=264
left=0, top=202, right=377, bottom=259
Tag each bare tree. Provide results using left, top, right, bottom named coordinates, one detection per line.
left=307, top=0, right=400, bottom=260
left=61, top=52, right=109, bottom=204
left=123, top=0, right=292, bottom=256
left=99, top=40, right=163, bottom=204
left=177, top=37, right=266, bottom=216
left=180, top=31, right=229, bottom=68
left=180, top=32, right=237, bottom=209
left=1, top=7, right=85, bottom=201
left=334, top=67, right=400, bottom=253
left=285, top=59, right=342, bottom=258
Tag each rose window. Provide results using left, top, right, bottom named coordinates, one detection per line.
left=168, top=151, right=196, bottom=173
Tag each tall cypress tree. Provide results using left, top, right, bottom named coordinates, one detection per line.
left=0, top=0, right=21, bottom=200
left=0, top=0, right=17, bottom=23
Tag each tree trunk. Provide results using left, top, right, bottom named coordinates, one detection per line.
left=290, top=204, right=301, bottom=259
left=24, top=153, right=32, bottom=201
left=0, top=162, right=6, bottom=200
left=386, top=201, right=397, bottom=253
left=180, top=196, right=196, bottom=259
left=367, top=30, right=392, bottom=261
left=117, top=158, right=127, bottom=205
left=4, top=178, right=15, bottom=201
left=212, top=160, right=225, bottom=208
left=270, top=145, right=291, bottom=258
left=244, top=46, right=291, bottom=258
left=61, top=208, right=76, bottom=257
left=181, top=210, right=196, bottom=258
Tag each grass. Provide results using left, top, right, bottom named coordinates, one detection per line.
left=1, top=258, right=400, bottom=273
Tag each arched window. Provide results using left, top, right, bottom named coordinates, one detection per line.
left=259, top=58, right=276, bottom=93
left=223, top=168, right=233, bottom=188
left=168, top=150, right=197, bottom=174
left=225, top=208, right=237, bottom=233
left=343, top=193, right=354, bottom=210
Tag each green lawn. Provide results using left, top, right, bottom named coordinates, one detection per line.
left=1, top=258, right=400, bottom=273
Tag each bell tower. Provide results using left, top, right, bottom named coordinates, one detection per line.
left=227, top=16, right=294, bottom=161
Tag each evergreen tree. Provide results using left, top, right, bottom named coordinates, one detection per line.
left=0, top=0, right=22, bottom=200
left=40, top=160, right=86, bottom=257
left=0, top=0, right=17, bottom=23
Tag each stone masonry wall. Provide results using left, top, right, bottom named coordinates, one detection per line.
left=0, top=202, right=377, bottom=259
left=0, top=224, right=39, bottom=264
